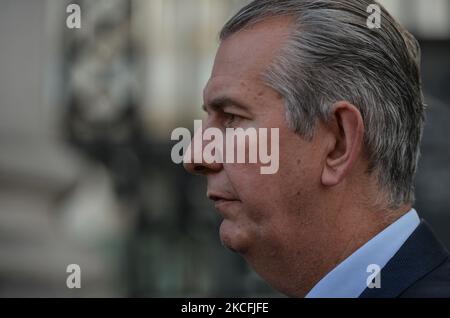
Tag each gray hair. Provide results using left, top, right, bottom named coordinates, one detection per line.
left=220, top=0, right=425, bottom=209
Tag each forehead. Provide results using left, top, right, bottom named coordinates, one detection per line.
left=204, top=16, right=293, bottom=103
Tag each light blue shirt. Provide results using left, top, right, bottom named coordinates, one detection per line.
left=305, top=209, right=420, bottom=298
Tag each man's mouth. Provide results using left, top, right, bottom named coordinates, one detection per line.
left=214, top=199, right=239, bottom=209
left=207, top=192, right=239, bottom=209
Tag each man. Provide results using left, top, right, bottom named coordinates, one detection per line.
left=184, top=0, right=450, bottom=297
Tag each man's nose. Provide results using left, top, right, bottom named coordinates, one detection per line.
left=183, top=128, right=223, bottom=175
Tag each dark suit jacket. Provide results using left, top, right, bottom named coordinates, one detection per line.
left=360, top=220, right=450, bottom=298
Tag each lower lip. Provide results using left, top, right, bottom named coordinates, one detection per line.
left=214, top=199, right=238, bottom=209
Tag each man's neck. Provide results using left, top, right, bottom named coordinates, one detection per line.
left=291, top=203, right=413, bottom=297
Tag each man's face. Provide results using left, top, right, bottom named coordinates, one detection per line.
left=185, top=18, right=330, bottom=284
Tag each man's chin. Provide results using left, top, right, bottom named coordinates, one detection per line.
left=219, top=219, right=252, bottom=254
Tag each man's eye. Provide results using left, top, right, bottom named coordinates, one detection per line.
left=223, top=113, right=238, bottom=127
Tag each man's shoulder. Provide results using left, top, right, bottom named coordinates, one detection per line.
left=360, top=220, right=450, bottom=298
left=399, top=256, right=450, bottom=298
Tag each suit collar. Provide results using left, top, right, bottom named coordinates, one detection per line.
left=359, top=220, right=449, bottom=298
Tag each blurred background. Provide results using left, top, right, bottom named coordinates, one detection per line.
left=0, top=0, right=449, bottom=297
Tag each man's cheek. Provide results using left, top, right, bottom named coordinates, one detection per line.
left=237, top=191, right=275, bottom=225
left=224, top=163, right=262, bottom=185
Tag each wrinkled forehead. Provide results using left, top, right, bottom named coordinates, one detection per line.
left=205, top=16, right=293, bottom=100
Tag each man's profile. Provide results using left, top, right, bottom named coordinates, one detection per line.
left=184, top=0, right=450, bottom=298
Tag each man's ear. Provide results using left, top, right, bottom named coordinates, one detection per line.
left=321, top=101, right=364, bottom=187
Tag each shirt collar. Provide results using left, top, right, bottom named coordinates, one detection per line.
left=305, top=209, right=420, bottom=298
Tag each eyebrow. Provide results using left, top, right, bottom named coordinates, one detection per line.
left=202, top=96, right=249, bottom=113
